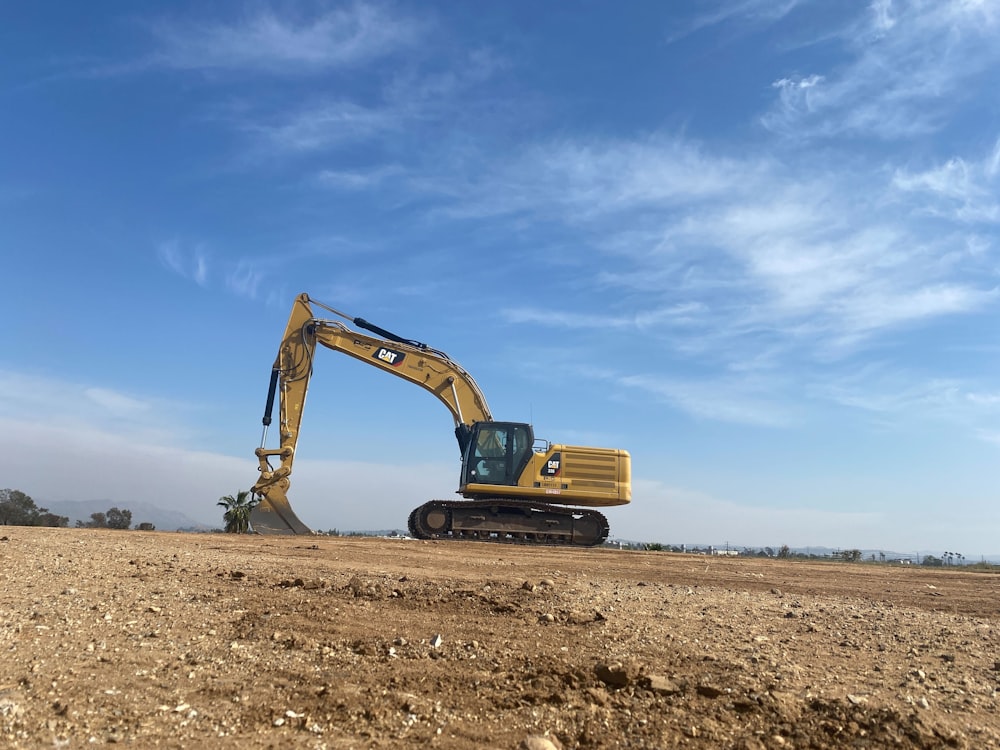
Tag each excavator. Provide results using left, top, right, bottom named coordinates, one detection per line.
left=249, top=293, right=631, bottom=546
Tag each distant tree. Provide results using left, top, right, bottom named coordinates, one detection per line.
left=0, top=489, right=69, bottom=527
left=86, top=512, right=107, bottom=528
left=644, top=542, right=664, bottom=551
left=105, top=507, right=132, bottom=530
left=36, top=511, right=69, bottom=527
left=0, top=489, right=37, bottom=525
left=778, top=545, right=791, bottom=558
left=135, top=522, right=156, bottom=531
left=217, top=490, right=258, bottom=534
left=921, top=555, right=943, bottom=567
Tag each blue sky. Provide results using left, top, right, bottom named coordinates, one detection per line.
left=2, top=1, right=999, bottom=554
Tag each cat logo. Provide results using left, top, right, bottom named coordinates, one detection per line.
left=541, top=453, right=562, bottom=477
left=373, top=347, right=406, bottom=367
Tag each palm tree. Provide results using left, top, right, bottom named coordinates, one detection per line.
left=217, top=490, right=258, bottom=534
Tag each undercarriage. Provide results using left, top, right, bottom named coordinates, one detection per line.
left=407, top=499, right=610, bottom=547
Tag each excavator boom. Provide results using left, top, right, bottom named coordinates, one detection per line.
left=250, top=294, right=492, bottom=534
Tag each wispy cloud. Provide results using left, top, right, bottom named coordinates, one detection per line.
left=145, top=2, right=426, bottom=74
left=406, top=113, right=1000, bottom=438
left=761, top=0, right=1000, bottom=139
left=316, top=164, right=404, bottom=191
left=815, top=366, right=1000, bottom=441
left=127, top=5, right=507, bottom=162
left=502, top=307, right=635, bottom=330
left=158, top=240, right=209, bottom=286
left=84, top=388, right=151, bottom=417
left=667, top=0, right=806, bottom=43
left=501, top=303, right=709, bottom=336
left=0, top=370, right=180, bottom=440
left=435, top=134, right=996, bottom=359
left=893, top=139, right=1000, bottom=223
left=132, top=2, right=998, bottom=444
left=225, top=258, right=267, bottom=300
left=241, top=48, right=507, bottom=157
left=245, top=99, right=399, bottom=152
left=156, top=242, right=297, bottom=301
left=513, top=358, right=796, bottom=428
left=619, top=373, right=796, bottom=428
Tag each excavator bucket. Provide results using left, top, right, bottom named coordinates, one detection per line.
left=250, top=495, right=313, bottom=535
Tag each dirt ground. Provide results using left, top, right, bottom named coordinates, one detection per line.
left=2, top=528, right=999, bottom=749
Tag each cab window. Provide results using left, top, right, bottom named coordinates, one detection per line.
left=471, top=426, right=509, bottom=484
left=468, top=424, right=533, bottom=486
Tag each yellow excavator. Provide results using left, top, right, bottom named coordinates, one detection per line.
left=249, top=293, right=631, bottom=546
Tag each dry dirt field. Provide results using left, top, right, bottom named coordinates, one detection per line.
left=2, top=528, right=1000, bottom=749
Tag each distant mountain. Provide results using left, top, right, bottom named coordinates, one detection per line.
left=40, top=499, right=214, bottom=532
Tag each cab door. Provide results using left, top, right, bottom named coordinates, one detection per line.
left=461, top=422, right=533, bottom=487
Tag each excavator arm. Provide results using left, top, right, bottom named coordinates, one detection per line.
left=250, top=293, right=492, bottom=534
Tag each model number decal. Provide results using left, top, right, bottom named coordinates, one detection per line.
left=541, top=452, right=562, bottom=477
left=373, top=347, right=406, bottom=367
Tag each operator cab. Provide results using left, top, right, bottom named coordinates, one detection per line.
left=460, top=422, right=534, bottom=487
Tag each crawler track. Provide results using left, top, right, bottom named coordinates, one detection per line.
left=407, top=498, right=609, bottom=547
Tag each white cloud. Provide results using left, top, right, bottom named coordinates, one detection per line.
left=316, top=165, right=404, bottom=191
left=225, top=258, right=267, bottom=300
left=772, top=74, right=823, bottom=92
left=501, top=307, right=635, bottom=330
left=502, top=303, right=710, bottom=334
left=762, top=0, right=1000, bottom=139
left=158, top=240, right=210, bottom=286
left=967, top=391, right=1000, bottom=408
left=85, top=388, right=150, bottom=416
left=430, top=136, right=753, bottom=222
left=0, top=370, right=188, bottom=443
left=893, top=141, right=1000, bottom=223
left=147, top=3, right=426, bottom=74
left=232, top=49, right=505, bottom=157
left=870, top=0, right=896, bottom=34
left=816, top=369, right=1000, bottom=439
left=988, top=138, right=1000, bottom=178
left=618, top=373, right=796, bottom=428
left=667, top=0, right=805, bottom=43
left=417, top=125, right=1000, bottom=435
left=246, top=100, right=398, bottom=152
left=447, top=135, right=995, bottom=358
left=835, top=283, right=996, bottom=335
